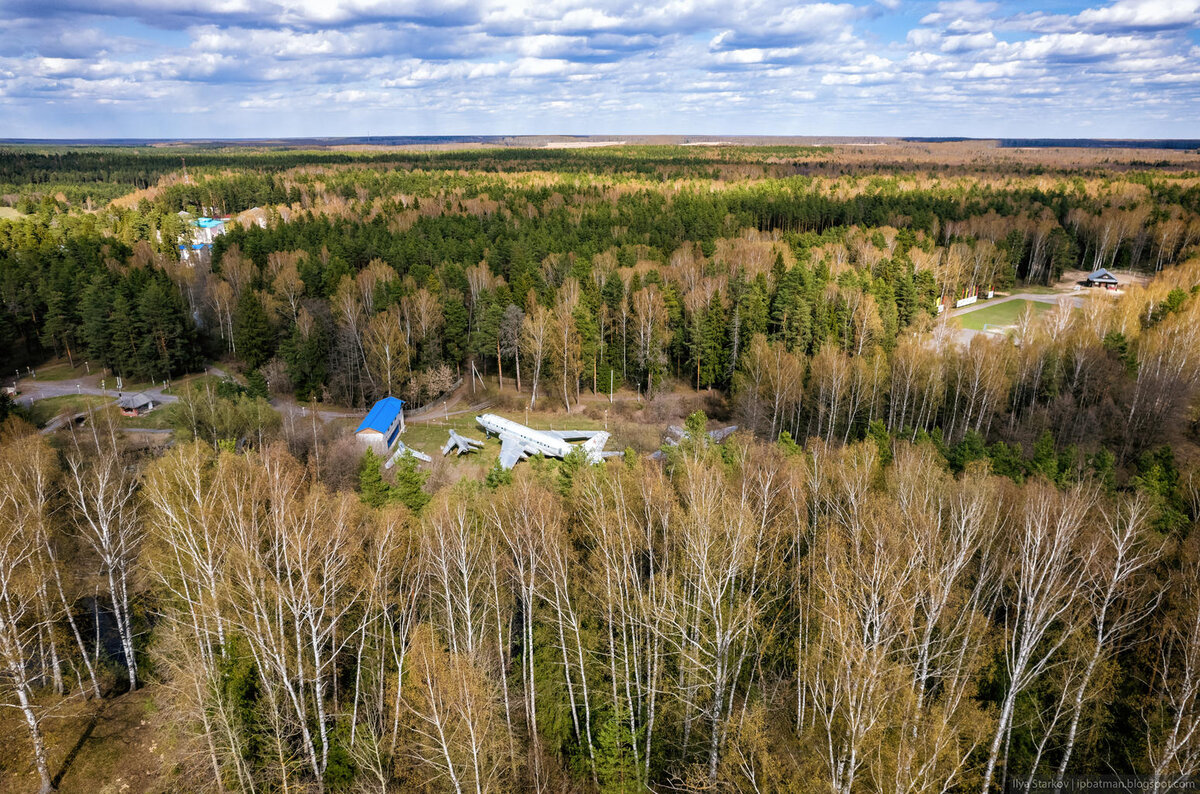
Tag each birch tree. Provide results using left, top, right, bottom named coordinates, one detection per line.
left=980, top=484, right=1093, bottom=794
left=65, top=432, right=142, bottom=692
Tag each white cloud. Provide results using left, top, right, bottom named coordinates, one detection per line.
left=1076, top=0, right=1200, bottom=31
left=0, top=0, right=1198, bottom=137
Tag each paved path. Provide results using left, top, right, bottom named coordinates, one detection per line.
left=270, top=397, right=360, bottom=423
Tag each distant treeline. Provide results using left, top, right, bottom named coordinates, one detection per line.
left=0, top=145, right=833, bottom=208
left=903, top=137, right=1200, bottom=151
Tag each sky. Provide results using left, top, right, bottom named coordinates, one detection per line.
left=0, top=0, right=1198, bottom=139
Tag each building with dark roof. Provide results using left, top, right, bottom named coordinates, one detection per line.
left=1086, top=268, right=1120, bottom=288
left=117, top=392, right=156, bottom=417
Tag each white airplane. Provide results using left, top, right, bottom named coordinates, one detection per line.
left=442, top=429, right=485, bottom=457
left=476, top=413, right=611, bottom=469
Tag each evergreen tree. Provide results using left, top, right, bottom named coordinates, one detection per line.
left=594, top=710, right=641, bottom=794
left=391, top=452, right=430, bottom=513
left=79, top=274, right=113, bottom=366
left=485, top=459, right=513, bottom=489
left=282, top=314, right=331, bottom=399
left=573, top=301, right=600, bottom=392
left=137, top=276, right=196, bottom=380
left=245, top=370, right=269, bottom=399
left=108, top=292, right=139, bottom=378
left=442, top=296, right=469, bottom=366
left=40, top=289, right=76, bottom=365
left=358, top=449, right=389, bottom=508
left=698, top=295, right=727, bottom=389
left=1029, top=430, right=1059, bottom=482
left=233, top=290, right=275, bottom=370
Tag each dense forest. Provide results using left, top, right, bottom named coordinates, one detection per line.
left=2, top=143, right=1200, bottom=792
left=3, top=145, right=1200, bottom=447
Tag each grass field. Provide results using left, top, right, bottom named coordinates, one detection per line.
left=27, top=394, right=112, bottom=426
left=25, top=359, right=89, bottom=381
left=956, top=299, right=1054, bottom=331
left=162, top=373, right=226, bottom=395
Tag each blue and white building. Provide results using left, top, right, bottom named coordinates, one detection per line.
left=355, top=397, right=406, bottom=453
left=176, top=213, right=228, bottom=265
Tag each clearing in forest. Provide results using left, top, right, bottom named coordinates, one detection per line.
left=955, top=299, right=1054, bottom=331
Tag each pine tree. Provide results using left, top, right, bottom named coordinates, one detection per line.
left=108, top=292, right=140, bottom=379
left=485, top=459, right=512, bottom=490
left=390, top=451, right=430, bottom=513
left=233, top=290, right=275, bottom=370
left=699, top=295, right=727, bottom=389
left=137, top=277, right=195, bottom=380
left=358, top=449, right=389, bottom=508
left=1030, top=430, right=1059, bottom=483
left=79, top=274, right=113, bottom=366
left=594, top=710, right=641, bottom=794
left=40, top=290, right=76, bottom=366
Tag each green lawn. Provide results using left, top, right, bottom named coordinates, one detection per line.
left=27, top=394, right=112, bottom=426
left=161, top=373, right=226, bottom=396
left=956, top=299, right=1054, bottom=331
left=25, top=360, right=90, bottom=381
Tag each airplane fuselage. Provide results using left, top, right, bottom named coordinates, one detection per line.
left=476, top=413, right=573, bottom=458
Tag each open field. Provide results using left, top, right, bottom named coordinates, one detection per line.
left=24, top=359, right=89, bottom=381
left=402, top=406, right=614, bottom=474
left=27, top=394, right=112, bottom=426
left=956, top=299, right=1054, bottom=331
left=393, top=380, right=725, bottom=479
left=160, top=373, right=227, bottom=396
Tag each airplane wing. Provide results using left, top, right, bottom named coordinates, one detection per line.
left=708, top=425, right=738, bottom=443
left=385, top=442, right=431, bottom=468
left=545, top=429, right=601, bottom=441
left=441, top=437, right=455, bottom=455
left=497, top=435, right=526, bottom=469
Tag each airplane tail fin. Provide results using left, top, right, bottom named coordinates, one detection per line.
left=581, top=432, right=611, bottom=464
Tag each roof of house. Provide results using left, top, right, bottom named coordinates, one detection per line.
left=118, top=392, right=154, bottom=410
left=1087, top=267, right=1119, bottom=282
left=355, top=397, right=406, bottom=434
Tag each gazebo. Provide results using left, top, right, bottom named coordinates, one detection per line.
left=1085, top=268, right=1120, bottom=288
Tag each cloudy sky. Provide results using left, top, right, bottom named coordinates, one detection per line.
left=0, top=0, right=1197, bottom=139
